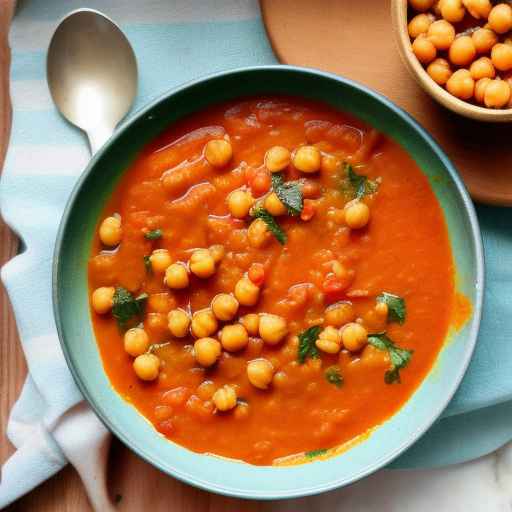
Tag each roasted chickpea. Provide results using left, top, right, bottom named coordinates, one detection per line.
left=491, top=43, right=512, bottom=72
left=427, top=20, right=455, bottom=50
left=265, top=146, right=291, bottom=172
left=315, top=326, right=342, bottom=354
left=440, top=0, right=466, bottom=22
left=220, top=324, right=249, bottom=352
left=167, top=309, right=191, bottom=337
left=240, top=313, right=260, bottom=335
left=212, top=385, right=237, bottom=411
left=344, top=200, right=370, bottom=229
left=446, top=69, right=475, bottom=100
left=165, top=262, right=189, bottom=289
left=293, top=145, right=321, bottom=173
left=247, top=218, right=271, bottom=248
left=124, top=327, right=150, bottom=357
left=234, top=277, right=260, bottom=306
left=99, top=216, right=122, bottom=246
left=194, top=337, right=222, bottom=367
left=472, top=28, right=498, bottom=54
left=258, top=314, right=288, bottom=345
left=133, top=353, right=160, bottom=381
left=227, top=189, right=254, bottom=219
left=209, top=244, right=225, bottom=263
left=91, top=286, right=115, bottom=314
left=325, top=301, right=355, bottom=327
left=191, top=309, right=218, bottom=338
left=488, top=3, right=512, bottom=34
left=427, top=58, right=452, bottom=85
left=449, top=36, right=476, bottom=67
left=189, top=248, right=216, bottom=278
left=412, top=35, right=437, bottom=64
left=204, top=139, right=232, bottom=168
left=211, top=293, right=239, bottom=321
left=264, top=192, right=287, bottom=216
left=470, top=57, right=496, bottom=80
left=149, top=249, right=172, bottom=273
left=247, top=358, right=274, bottom=389
left=484, top=79, right=511, bottom=108
left=408, top=13, right=434, bottom=38
left=341, top=323, right=368, bottom=352
left=409, top=0, right=435, bottom=11
left=474, top=77, right=492, bottom=103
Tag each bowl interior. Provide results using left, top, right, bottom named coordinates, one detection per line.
left=54, top=66, right=483, bottom=499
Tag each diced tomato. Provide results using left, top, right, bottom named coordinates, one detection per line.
left=322, top=276, right=349, bottom=303
left=248, top=263, right=265, bottom=286
left=244, top=166, right=258, bottom=186
left=301, top=199, right=317, bottom=221
left=157, top=419, right=174, bottom=436
left=250, top=170, right=271, bottom=197
left=161, top=386, right=191, bottom=408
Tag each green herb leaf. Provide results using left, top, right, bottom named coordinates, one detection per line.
left=368, top=333, right=413, bottom=384
left=298, top=325, right=321, bottom=364
left=251, top=207, right=287, bottom=245
left=325, top=365, right=343, bottom=388
left=305, top=448, right=328, bottom=458
left=344, top=163, right=378, bottom=199
left=271, top=172, right=303, bottom=215
left=144, top=229, right=162, bottom=240
left=112, top=287, right=148, bottom=330
left=143, top=255, right=152, bottom=273
left=377, top=292, right=406, bottom=325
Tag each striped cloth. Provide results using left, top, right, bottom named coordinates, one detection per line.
left=1, top=0, right=512, bottom=508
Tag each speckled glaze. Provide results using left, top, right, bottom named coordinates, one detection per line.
left=53, top=66, right=484, bottom=499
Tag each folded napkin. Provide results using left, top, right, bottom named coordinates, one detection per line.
left=1, top=0, right=511, bottom=508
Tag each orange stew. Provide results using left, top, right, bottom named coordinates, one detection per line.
left=88, top=98, right=455, bottom=465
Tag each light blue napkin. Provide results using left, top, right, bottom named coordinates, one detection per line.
left=1, top=4, right=510, bottom=506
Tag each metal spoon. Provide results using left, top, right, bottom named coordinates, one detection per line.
left=47, top=8, right=137, bottom=154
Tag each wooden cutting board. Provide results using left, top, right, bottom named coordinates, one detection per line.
left=260, top=0, right=512, bottom=206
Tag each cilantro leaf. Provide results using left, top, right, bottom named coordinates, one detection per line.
left=344, top=163, right=378, bottom=199
left=325, top=366, right=343, bottom=388
left=144, top=229, right=162, bottom=240
left=368, top=333, right=413, bottom=384
left=251, top=207, right=287, bottom=245
left=271, top=172, right=303, bottom=215
left=377, top=292, right=406, bottom=325
left=143, top=255, right=152, bottom=273
left=305, top=448, right=327, bottom=458
left=112, top=287, right=148, bottom=330
left=298, top=325, right=321, bottom=364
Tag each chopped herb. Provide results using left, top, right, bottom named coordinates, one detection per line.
left=325, top=366, right=343, bottom=388
left=343, top=162, right=378, bottom=199
left=368, top=333, right=413, bottom=384
left=143, top=255, right=152, bottom=273
left=112, top=287, right=148, bottom=330
left=271, top=172, right=303, bottom=215
left=144, top=229, right=162, bottom=240
left=298, top=325, right=321, bottom=364
left=377, top=292, right=406, bottom=325
left=251, top=207, right=287, bottom=245
left=305, top=448, right=328, bottom=458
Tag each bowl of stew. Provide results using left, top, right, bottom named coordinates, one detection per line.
left=53, top=66, right=483, bottom=499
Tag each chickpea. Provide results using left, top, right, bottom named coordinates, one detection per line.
left=220, top=323, right=249, bottom=352
left=234, top=276, right=260, bottom=306
left=472, top=28, right=498, bottom=54
left=264, top=192, right=287, bottom=216
left=344, top=200, right=370, bottom=229
left=440, top=0, right=465, bottom=22
left=446, top=69, right=475, bottom=100
left=375, top=301, right=389, bottom=318
left=240, top=313, right=260, bottom=336
left=149, top=249, right=172, bottom=273
left=212, top=384, right=237, bottom=411
left=491, top=43, right=512, bottom=72
left=124, top=327, right=150, bottom=357
left=191, top=309, right=218, bottom=338
left=463, top=0, right=491, bottom=18
left=165, top=262, right=189, bottom=289
left=484, top=79, right=511, bottom=108
left=197, top=380, right=216, bottom=401
left=204, top=139, right=232, bottom=168
left=247, top=218, right=271, bottom=248
left=167, top=309, right=191, bottom=337
left=449, top=36, right=476, bottom=67
left=293, top=145, right=321, bottom=173
left=211, top=293, right=239, bottom=321
left=409, top=0, right=435, bottom=11
left=258, top=314, right=288, bottom=345
left=412, top=35, right=437, bottom=64
left=470, top=57, right=496, bottom=80
left=474, top=77, right=492, bottom=103
left=91, top=286, right=115, bottom=314
left=133, top=353, right=160, bottom=381
left=341, top=323, right=368, bottom=352
left=209, top=244, right=225, bottom=263
left=427, top=58, right=452, bottom=85
left=227, top=189, right=254, bottom=219
left=315, top=326, right=342, bottom=354
left=488, top=3, right=512, bottom=34
left=265, top=146, right=291, bottom=172
left=189, top=249, right=216, bottom=278
left=194, top=337, right=222, bottom=367
left=325, top=301, right=355, bottom=327
left=99, top=216, right=122, bottom=246
left=234, top=401, right=250, bottom=420
left=427, top=20, right=455, bottom=50
left=247, top=358, right=274, bottom=389
left=408, top=13, right=434, bottom=38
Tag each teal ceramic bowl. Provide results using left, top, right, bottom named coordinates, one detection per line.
left=53, top=66, right=484, bottom=499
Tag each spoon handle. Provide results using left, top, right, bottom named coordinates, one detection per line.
left=87, top=123, right=115, bottom=155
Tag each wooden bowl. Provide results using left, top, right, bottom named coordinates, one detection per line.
left=392, top=0, right=512, bottom=122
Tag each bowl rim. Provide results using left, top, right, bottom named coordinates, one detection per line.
left=391, top=0, right=512, bottom=122
left=52, top=64, right=485, bottom=499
